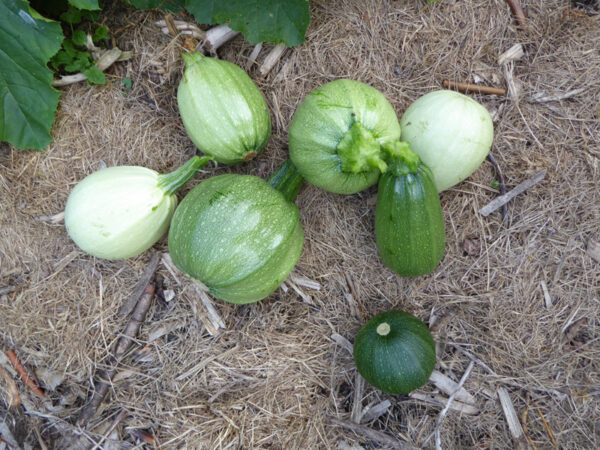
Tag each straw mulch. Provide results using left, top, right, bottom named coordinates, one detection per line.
left=1, top=0, right=599, bottom=448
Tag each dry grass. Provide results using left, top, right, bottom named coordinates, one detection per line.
left=1, top=0, right=599, bottom=448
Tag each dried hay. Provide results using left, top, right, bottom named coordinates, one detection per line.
left=1, top=0, right=599, bottom=448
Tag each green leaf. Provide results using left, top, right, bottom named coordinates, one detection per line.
left=92, top=25, right=109, bottom=42
left=63, top=51, right=92, bottom=72
left=50, top=49, right=74, bottom=69
left=67, top=0, right=100, bottom=10
left=490, top=179, right=500, bottom=189
left=60, top=5, right=81, bottom=23
left=126, top=0, right=185, bottom=12
left=84, top=65, right=105, bottom=85
left=72, top=29, right=87, bottom=46
left=122, top=77, right=133, bottom=89
left=0, top=0, right=64, bottom=150
left=184, top=0, right=310, bottom=47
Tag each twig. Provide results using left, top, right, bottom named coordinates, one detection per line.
left=537, top=408, right=558, bottom=449
left=52, top=48, right=125, bottom=87
left=486, top=153, right=508, bottom=220
left=409, top=393, right=479, bottom=415
left=327, top=417, right=416, bottom=450
left=429, top=370, right=476, bottom=405
left=259, top=44, right=287, bottom=77
left=119, top=252, right=161, bottom=317
left=246, top=42, right=263, bottom=69
left=77, top=283, right=155, bottom=427
left=331, top=333, right=354, bottom=355
left=528, top=88, right=585, bottom=103
left=443, top=80, right=506, bottom=96
left=361, top=400, right=391, bottom=423
left=521, top=400, right=538, bottom=450
left=504, top=0, right=528, bottom=27
left=5, top=350, right=44, bottom=398
left=478, top=170, right=546, bottom=217
left=435, top=361, right=475, bottom=450
left=90, top=409, right=127, bottom=450
left=351, top=372, right=364, bottom=424
left=195, top=285, right=226, bottom=330
left=498, top=387, right=530, bottom=449
left=498, top=44, right=524, bottom=65
left=540, top=280, right=552, bottom=308
left=344, top=273, right=368, bottom=319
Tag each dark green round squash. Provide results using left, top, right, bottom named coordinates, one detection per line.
left=353, top=310, right=436, bottom=394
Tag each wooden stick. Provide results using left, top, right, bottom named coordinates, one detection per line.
left=52, top=48, right=124, bottom=87
left=327, top=417, right=416, bottom=450
left=498, top=387, right=530, bottom=449
left=77, top=283, right=155, bottom=427
left=119, top=252, right=161, bottom=317
left=504, top=0, right=527, bottom=27
left=443, top=80, right=506, bottom=96
left=434, top=362, right=475, bottom=450
left=259, top=44, right=287, bottom=77
left=5, top=350, right=44, bottom=398
left=479, top=170, right=546, bottom=217
left=540, top=281, right=552, bottom=308
left=487, top=153, right=508, bottom=220
left=537, top=408, right=558, bottom=449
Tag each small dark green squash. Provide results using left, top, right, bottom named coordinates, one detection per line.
left=375, top=143, right=446, bottom=277
left=353, top=310, right=436, bottom=394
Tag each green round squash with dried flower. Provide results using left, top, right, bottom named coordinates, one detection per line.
left=353, top=310, right=436, bottom=394
left=289, top=79, right=401, bottom=194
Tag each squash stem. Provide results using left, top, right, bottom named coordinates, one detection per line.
left=382, top=141, right=421, bottom=176
left=268, top=159, right=304, bottom=203
left=376, top=322, right=391, bottom=336
left=337, top=122, right=388, bottom=174
left=157, top=155, right=212, bottom=195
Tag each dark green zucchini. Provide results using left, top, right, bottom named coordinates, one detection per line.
left=375, top=143, right=445, bottom=277
left=353, top=310, right=436, bottom=394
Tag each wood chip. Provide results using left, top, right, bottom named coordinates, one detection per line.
left=360, top=400, right=391, bottom=423
left=498, top=44, right=524, bottom=65
left=246, top=42, right=263, bottom=69
left=586, top=239, right=600, bottom=263
left=287, top=280, right=314, bottom=305
left=409, top=393, right=479, bottom=415
left=479, top=170, right=546, bottom=217
left=289, top=273, right=321, bottom=290
left=540, top=280, right=552, bottom=308
left=429, top=370, right=476, bottom=405
left=195, top=285, right=226, bottom=330
left=528, top=88, right=585, bottom=103
left=497, top=387, right=530, bottom=449
left=351, top=372, right=365, bottom=423
left=331, top=333, right=354, bottom=355
left=35, top=211, right=65, bottom=224
left=259, top=44, right=287, bottom=77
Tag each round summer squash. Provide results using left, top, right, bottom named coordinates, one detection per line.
left=399, top=90, right=494, bottom=192
left=353, top=310, right=436, bottom=394
left=168, top=162, right=304, bottom=304
left=289, top=79, right=401, bottom=194
left=65, top=156, right=210, bottom=260
left=177, top=52, right=271, bottom=164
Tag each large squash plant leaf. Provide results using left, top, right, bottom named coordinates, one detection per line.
left=0, top=0, right=64, bottom=150
left=67, top=0, right=100, bottom=10
left=184, top=0, right=310, bottom=47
